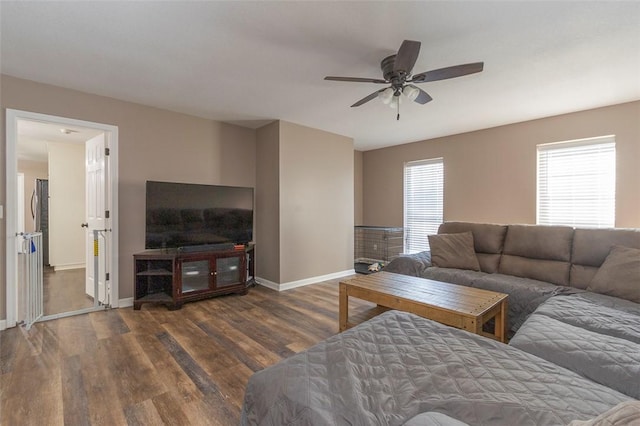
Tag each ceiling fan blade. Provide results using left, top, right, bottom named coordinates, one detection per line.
left=394, top=40, right=421, bottom=74
left=325, top=76, right=387, bottom=84
left=413, top=87, right=433, bottom=105
left=351, top=89, right=386, bottom=107
left=411, top=62, right=484, bottom=83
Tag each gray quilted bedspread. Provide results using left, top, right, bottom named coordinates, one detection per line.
left=509, top=295, right=640, bottom=399
left=241, top=310, right=631, bottom=426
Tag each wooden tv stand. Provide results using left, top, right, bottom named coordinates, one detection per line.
left=133, top=244, right=255, bottom=310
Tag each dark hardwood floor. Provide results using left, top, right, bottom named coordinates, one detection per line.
left=0, top=276, right=374, bottom=425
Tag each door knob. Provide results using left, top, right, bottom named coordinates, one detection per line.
left=81, top=223, right=89, bottom=228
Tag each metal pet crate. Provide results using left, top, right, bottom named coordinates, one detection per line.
left=354, top=226, right=404, bottom=274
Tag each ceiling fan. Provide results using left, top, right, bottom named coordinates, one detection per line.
left=324, top=40, right=484, bottom=119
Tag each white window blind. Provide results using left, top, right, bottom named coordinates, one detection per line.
left=404, top=158, right=443, bottom=253
left=537, top=136, right=615, bottom=228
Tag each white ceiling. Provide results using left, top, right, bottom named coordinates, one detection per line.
left=17, top=120, right=103, bottom=162
left=2, top=2, right=639, bottom=151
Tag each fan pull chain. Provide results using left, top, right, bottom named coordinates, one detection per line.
left=397, top=97, right=400, bottom=121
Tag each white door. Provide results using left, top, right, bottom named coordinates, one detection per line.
left=17, top=174, right=25, bottom=252
left=85, top=133, right=109, bottom=303
left=16, top=173, right=25, bottom=323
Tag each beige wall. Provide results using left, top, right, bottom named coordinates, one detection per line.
left=1, top=74, right=256, bottom=320
left=17, top=160, right=48, bottom=233
left=354, top=150, right=364, bottom=226
left=363, top=101, right=640, bottom=228
left=255, top=120, right=355, bottom=285
left=255, top=122, right=280, bottom=283
left=47, top=142, right=85, bottom=269
left=279, top=121, right=354, bottom=283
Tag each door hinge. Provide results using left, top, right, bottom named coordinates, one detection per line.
left=105, top=210, right=110, bottom=219
left=105, top=147, right=110, bottom=156
left=106, top=272, right=110, bottom=281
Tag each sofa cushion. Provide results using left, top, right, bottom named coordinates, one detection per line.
left=570, top=265, right=600, bottom=292
left=570, top=228, right=640, bottom=289
left=428, top=232, right=480, bottom=271
left=502, top=224, right=574, bottom=261
left=384, top=251, right=432, bottom=277
left=472, top=253, right=499, bottom=274
left=421, top=267, right=487, bottom=288
left=587, top=246, right=640, bottom=303
left=574, top=291, right=640, bottom=318
left=438, top=222, right=507, bottom=273
left=511, top=295, right=640, bottom=399
left=499, top=224, right=574, bottom=286
left=499, top=255, right=571, bottom=287
left=510, top=310, right=640, bottom=399
left=471, top=273, right=577, bottom=332
left=530, top=294, right=640, bottom=345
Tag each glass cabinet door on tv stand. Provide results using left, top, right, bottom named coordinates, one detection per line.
left=215, top=255, right=243, bottom=288
left=179, top=257, right=212, bottom=294
left=177, top=252, right=245, bottom=294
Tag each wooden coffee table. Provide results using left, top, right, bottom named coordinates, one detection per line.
left=339, top=271, right=508, bottom=343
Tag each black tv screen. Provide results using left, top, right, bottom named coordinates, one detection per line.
left=145, top=181, right=254, bottom=249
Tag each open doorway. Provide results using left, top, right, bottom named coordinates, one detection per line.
left=5, top=109, right=119, bottom=328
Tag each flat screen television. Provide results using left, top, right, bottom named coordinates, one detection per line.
left=145, top=181, right=254, bottom=249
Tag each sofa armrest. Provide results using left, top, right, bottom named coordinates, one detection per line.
left=385, top=251, right=432, bottom=277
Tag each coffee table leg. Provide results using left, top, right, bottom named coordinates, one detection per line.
left=495, top=299, right=507, bottom=343
left=339, top=282, right=348, bottom=332
left=463, top=317, right=482, bottom=336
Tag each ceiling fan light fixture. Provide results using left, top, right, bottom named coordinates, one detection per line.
left=324, top=39, right=484, bottom=118
left=389, top=94, right=402, bottom=109
left=378, top=87, right=394, bottom=104
left=403, top=85, right=420, bottom=101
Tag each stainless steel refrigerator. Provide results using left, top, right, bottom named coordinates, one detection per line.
left=31, top=179, right=49, bottom=266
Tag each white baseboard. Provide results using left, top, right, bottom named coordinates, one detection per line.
left=0, top=319, right=6, bottom=331
left=255, top=277, right=280, bottom=291
left=256, top=269, right=355, bottom=292
left=54, top=263, right=85, bottom=271
left=118, top=297, right=133, bottom=308
left=114, top=269, right=355, bottom=308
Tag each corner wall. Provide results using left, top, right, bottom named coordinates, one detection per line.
left=363, top=101, right=640, bottom=228
left=255, top=122, right=280, bottom=283
left=1, top=74, right=256, bottom=320
left=254, top=120, right=355, bottom=288
left=279, top=121, right=354, bottom=284
left=354, top=150, right=364, bottom=226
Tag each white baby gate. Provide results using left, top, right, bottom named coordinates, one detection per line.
left=20, top=232, right=43, bottom=329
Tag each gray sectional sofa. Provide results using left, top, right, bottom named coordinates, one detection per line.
left=241, top=223, right=640, bottom=425
left=386, top=222, right=640, bottom=333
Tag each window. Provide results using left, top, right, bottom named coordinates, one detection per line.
left=537, top=136, right=615, bottom=228
left=404, top=158, right=443, bottom=253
